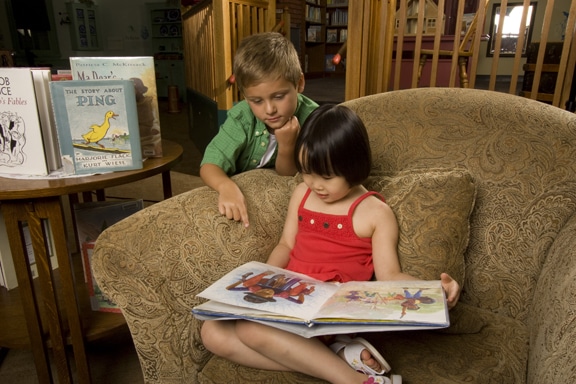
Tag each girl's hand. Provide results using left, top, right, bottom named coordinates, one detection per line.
left=440, top=273, right=461, bottom=309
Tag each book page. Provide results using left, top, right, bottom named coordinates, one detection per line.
left=315, top=280, right=448, bottom=325
left=197, top=261, right=340, bottom=321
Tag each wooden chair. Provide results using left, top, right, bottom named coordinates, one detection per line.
left=417, top=0, right=489, bottom=88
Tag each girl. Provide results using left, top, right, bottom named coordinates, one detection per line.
left=200, top=104, right=461, bottom=384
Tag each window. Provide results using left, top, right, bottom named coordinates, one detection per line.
left=6, top=0, right=60, bottom=65
left=487, top=2, right=537, bottom=57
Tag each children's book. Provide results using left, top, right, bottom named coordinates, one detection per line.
left=73, top=199, right=144, bottom=312
left=49, top=79, right=143, bottom=175
left=192, top=261, right=450, bottom=338
left=31, top=69, right=61, bottom=172
left=325, top=54, right=336, bottom=72
left=69, top=56, right=163, bottom=158
left=0, top=68, right=50, bottom=176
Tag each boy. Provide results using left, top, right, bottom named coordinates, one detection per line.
left=200, top=32, right=318, bottom=228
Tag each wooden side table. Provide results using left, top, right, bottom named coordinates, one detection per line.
left=0, top=140, right=183, bottom=383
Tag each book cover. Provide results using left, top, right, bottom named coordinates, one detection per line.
left=0, top=68, right=50, bottom=176
left=73, top=199, right=144, bottom=312
left=325, top=55, right=336, bottom=72
left=326, top=28, right=338, bottom=43
left=69, top=56, right=163, bottom=158
left=193, top=261, right=449, bottom=338
left=49, top=79, right=143, bottom=175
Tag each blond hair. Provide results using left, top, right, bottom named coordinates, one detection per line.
left=233, top=32, right=302, bottom=92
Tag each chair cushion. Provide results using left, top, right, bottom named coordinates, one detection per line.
left=364, top=168, right=476, bottom=284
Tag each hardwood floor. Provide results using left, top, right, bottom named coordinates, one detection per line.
left=0, top=330, right=144, bottom=384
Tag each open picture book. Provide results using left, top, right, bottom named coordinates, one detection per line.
left=192, top=261, right=449, bottom=338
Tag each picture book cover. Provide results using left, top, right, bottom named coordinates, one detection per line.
left=69, top=56, right=163, bottom=158
left=0, top=68, right=50, bottom=176
left=193, top=261, right=450, bottom=338
left=49, top=79, right=143, bottom=175
left=73, top=199, right=144, bottom=312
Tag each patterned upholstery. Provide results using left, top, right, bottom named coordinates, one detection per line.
left=92, top=88, right=576, bottom=383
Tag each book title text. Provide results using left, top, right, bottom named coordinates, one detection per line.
left=64, top=87, right=124, bottom=107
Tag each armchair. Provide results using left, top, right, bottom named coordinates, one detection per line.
left=93, top=88, right=576, bottom=383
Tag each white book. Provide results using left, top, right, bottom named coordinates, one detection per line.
left=31, top=69, right=61, bottom=171
left=0, top=68, right=49, bottom=176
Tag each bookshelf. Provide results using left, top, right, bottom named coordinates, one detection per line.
left=147, top=4, right=185, bottom=100
left=148, top=4, right=183, bottom=53
left=303, top=1, right=347, bottom=77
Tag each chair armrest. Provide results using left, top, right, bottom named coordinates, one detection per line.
left=528, top=211, right=576, bottom=383
left=91, top=169, right=295, bottom=382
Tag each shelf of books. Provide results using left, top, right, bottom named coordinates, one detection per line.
left=324, top=1, right=348, bottom=76
left=304, top=0, right=326, bottom=75
left=0, top=58, right=162, bottom=290
left=304, top=0, right=348, bottom=77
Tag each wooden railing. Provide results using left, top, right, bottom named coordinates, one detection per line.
left=181, top=0, right=280, bottom=111
left=346, top=0, right=576, bottom=110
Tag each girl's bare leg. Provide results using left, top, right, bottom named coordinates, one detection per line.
left=201, top=320, right=291, bottom=371
left=202, top=320, right=384, bottom=384
left=235, top=320, right=379, bottom=384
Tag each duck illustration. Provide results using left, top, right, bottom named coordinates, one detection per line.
left=82, top=110, right=119, bottom=148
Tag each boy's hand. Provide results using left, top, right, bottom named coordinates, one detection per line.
left=440, top=273, right=461, bottom=309
left=274, top=116, right=300, bottom=176
left=218, top=184, right=249, bottom=227
left=200, top=164, right=250, bottom=227
left=275, top=116, right=300, bottom=150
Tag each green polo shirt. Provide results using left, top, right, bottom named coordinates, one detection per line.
left=201, top=93, right=318, bottom=175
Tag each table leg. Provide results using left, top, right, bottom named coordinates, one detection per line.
left=1, top=198, right=92, bottom=383
left=161, top=170, right=173, bottom=199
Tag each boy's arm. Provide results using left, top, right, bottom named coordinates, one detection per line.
left=274, top=116, right=300, bottom=176
left=200, top=163, right=249, bottom=227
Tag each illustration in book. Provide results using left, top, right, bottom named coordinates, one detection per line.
left=0, top=68, right=49, bottom=176
left=49, top=79, right=143, bottom=175
left=69, top=56, right=163, bottom=158
left=73, top=199, right=144, bottom=312
left=193, top=261, right=449, bottom=338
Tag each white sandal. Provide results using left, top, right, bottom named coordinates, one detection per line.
left=363, top=374, right=403, bottom=384
left=329, top=335, right=392, bottom=375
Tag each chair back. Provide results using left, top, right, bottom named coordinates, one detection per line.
left=458, top=0, right=489, bottom=55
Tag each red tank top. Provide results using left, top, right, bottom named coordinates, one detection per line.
left=285, top=188, right=385, bottom=283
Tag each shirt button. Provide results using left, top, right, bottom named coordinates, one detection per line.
left=337, top=224, right=343, bottom=229
left=310, top=219, right=315, bottom=224
left=252, top=159, right=257, bottom=163
left=255, top=131, right=260, bottom=135
left=261, top=142, right=266, bottom=147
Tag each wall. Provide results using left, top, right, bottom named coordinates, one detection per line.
left=0, top=0, right=11, bottom=51
left=54, top=0, right=158, bottom=59
left=476, top=0, right=572, bottom=76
